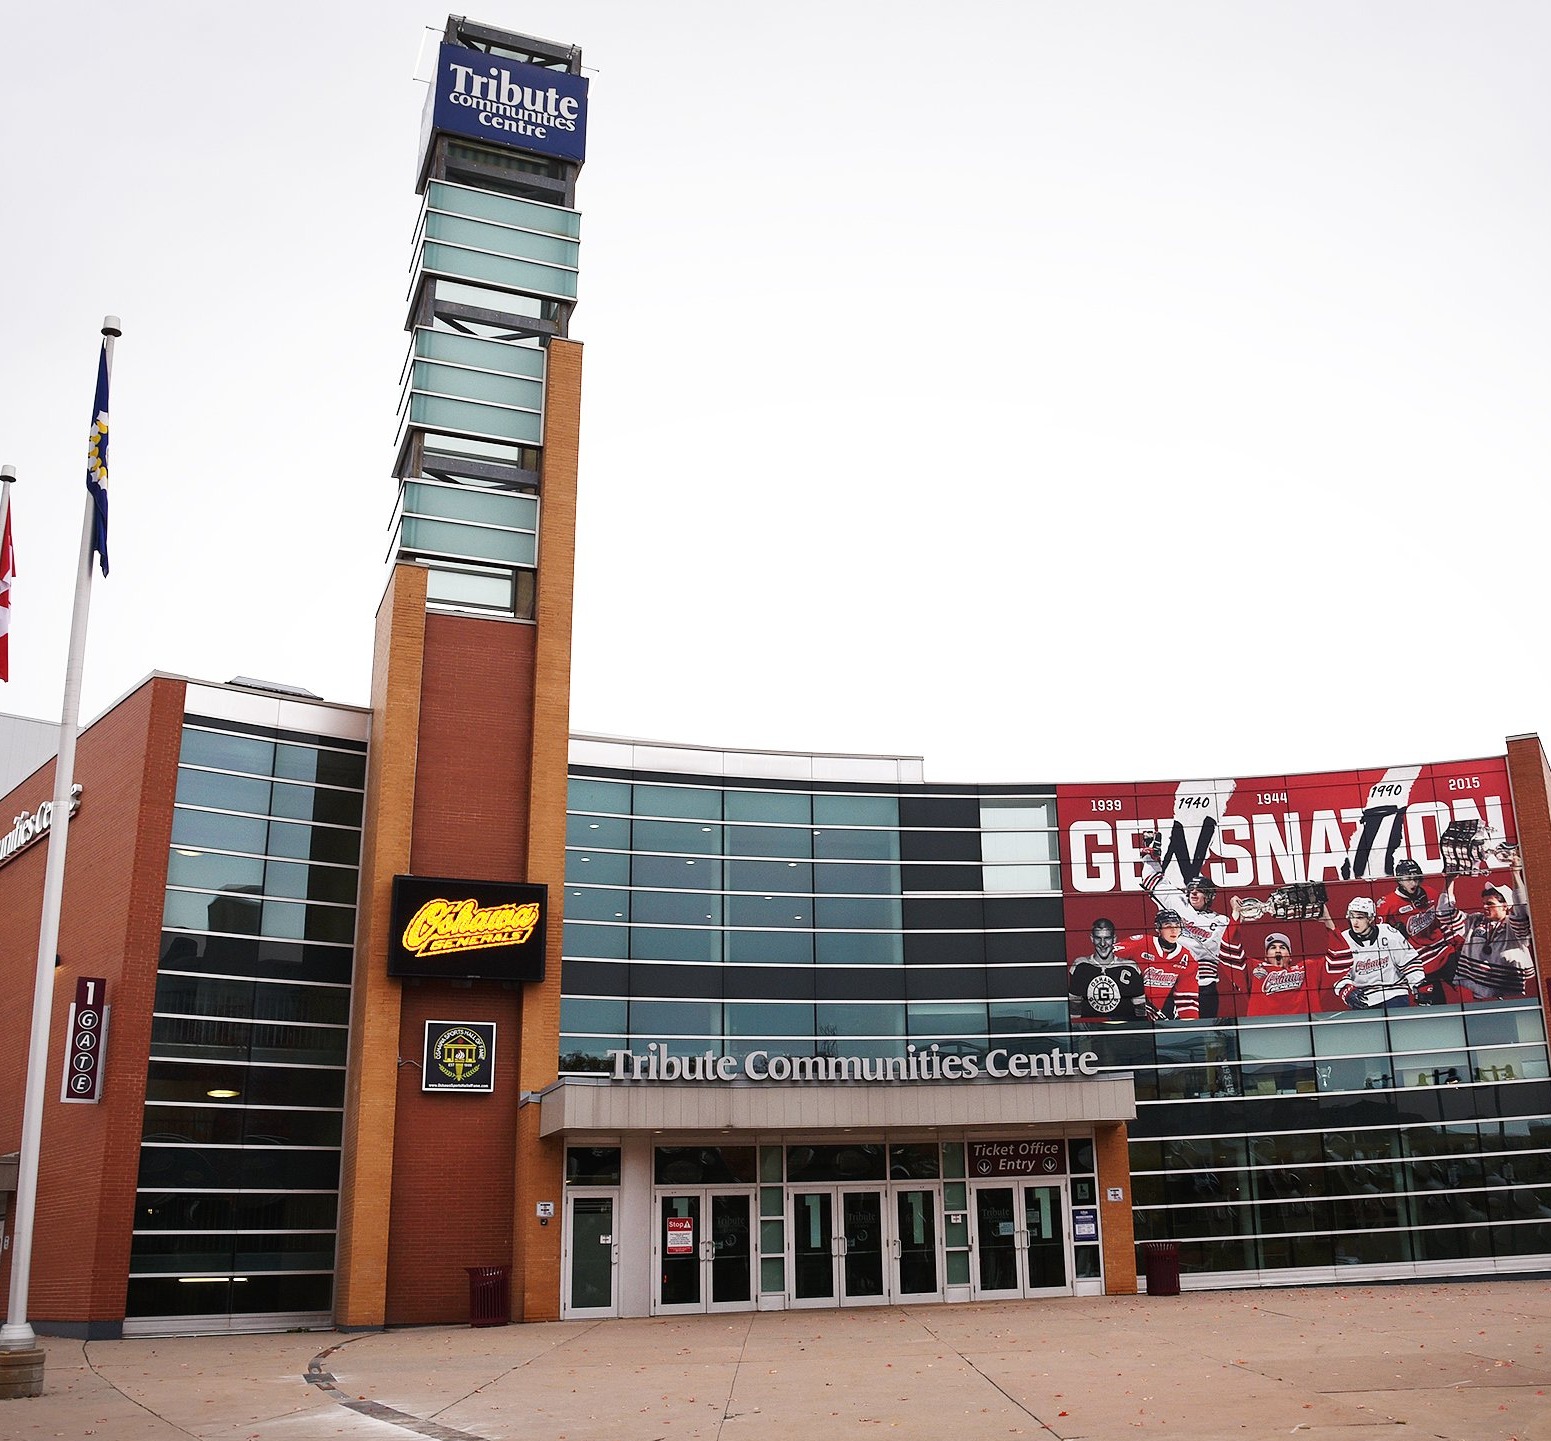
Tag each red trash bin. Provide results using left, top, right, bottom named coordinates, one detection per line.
left=465, top=1265, right=511, bottom=1326
left=1142, top=1241, right=1180, bottom=1296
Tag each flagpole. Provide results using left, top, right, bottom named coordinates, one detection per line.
left=0, top=467, right=13, bottom=686
left=0, top=317, right=120, bottom=1357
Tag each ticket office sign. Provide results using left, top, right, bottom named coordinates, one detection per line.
left=968, top=1139, right=1067, bottom=1177
left=61, top=975, right=107, bottom=1104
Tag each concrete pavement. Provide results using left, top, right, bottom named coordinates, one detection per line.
left=4, top=1279, right=1549, bottom=1439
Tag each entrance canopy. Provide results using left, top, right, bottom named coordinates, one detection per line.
left=537, top=1074, right=1137, bottom=1136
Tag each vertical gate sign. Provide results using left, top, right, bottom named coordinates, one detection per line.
left=61, top=976, right=108, bottom=1104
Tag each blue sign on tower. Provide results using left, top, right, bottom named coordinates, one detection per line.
left=429, top=42, right=588, bottom=164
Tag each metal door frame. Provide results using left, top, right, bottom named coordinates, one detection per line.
left=561, top=1187, right=620, bottom=1320
left=891, top=1184, right=945, bottom=1304
left=968, top=1178, right=1073, bottom=1300
left=789, top=1184, right=892, bottom=1309
left=650, top=1186, right=757, bottom=1315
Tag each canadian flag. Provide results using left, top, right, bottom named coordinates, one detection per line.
left=0, top=496, right=12, bottom=682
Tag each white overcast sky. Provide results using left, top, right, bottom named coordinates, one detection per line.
left=2, top=2, right=1548, bottom=783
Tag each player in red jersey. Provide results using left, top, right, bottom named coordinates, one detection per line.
left=1376, top=859, right=1456, bottom=1002
left=1219, top=900, right=1318, bottom=1016
left=1116, top=910, right=1199, bottom=1021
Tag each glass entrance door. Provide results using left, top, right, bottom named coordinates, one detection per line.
left=970, top=1181, right=1070, bottom=1300
left=972, top=1185, right=1023, bottom=1299
left=1023, top=1184, right=1067, bottom=1292
left=893, top=1188, right=943, bottom=1301
left=839, top=1189, right=887, bottom=1306
left=792, top=1190, right=836, bottom=1305
left=707, top=1193, right=755, bottom=1311
left=655, top=1191, right=754, bottom=1314
left=791, top=1188, right=890, bottom=1307
left=564, top=1192, right=618, bottom=1318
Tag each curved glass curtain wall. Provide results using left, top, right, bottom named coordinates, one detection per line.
left=128, top=716, right=365, bottom=1328
left=561, top=767, right=1551, bottom=1282
left=562, top=773, right=1067, bottom=1071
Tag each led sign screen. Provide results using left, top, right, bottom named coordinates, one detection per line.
left=388, top=874, right=547, bottom=982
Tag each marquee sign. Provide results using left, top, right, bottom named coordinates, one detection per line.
left=608, top=1044, right=1101, bottom=1084
left=388, top=875, right=547, bottom=982
left=428, top=41, right=588, bottom=164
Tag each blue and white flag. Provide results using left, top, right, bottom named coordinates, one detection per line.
left=85, top=341, right=110, bottom=576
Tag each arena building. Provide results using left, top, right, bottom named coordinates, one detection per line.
left=1, top=17, right=1548, bottom=1337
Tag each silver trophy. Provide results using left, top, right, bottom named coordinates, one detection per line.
left=1239, top=882, right=1327, bottom=922
left=1439, top=820, right=1521, bottom=876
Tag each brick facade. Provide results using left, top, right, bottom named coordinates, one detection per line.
left=1506, top=735, right=1551, bottom=995
left=515, top=335, right=583, bottom=1322
left=337, top=336, right=585, bottom=1327
left=1094, top=1122, right=1137, bottom=1294
left=334, top=563, right=426, bottom=1326
left=0, top=675, right=184, bottom=1331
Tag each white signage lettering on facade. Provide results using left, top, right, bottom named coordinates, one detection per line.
left=0, top=784, right=83, bottom=868
left=607, top=1042, right=1100, bottom=1084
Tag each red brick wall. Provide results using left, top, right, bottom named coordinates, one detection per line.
left=335, top=564, right=424, bottom=1326
left=378, top=612, right=538, bottom=1321
left=384, top=983, right=524, bottom=1325
left=515, top=335, right=583, bottom=1320
left=352, top=337, right=581, bottom=1324
left=1094, top=1122, right=1138, bottom=1294
left=1505, top=734, right=1551, bottom=993
left=0, top=676, right=184, bottom=1324
left=411, top=615, right=535, bottom=881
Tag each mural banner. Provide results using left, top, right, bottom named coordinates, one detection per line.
left=1057, top=758, right=1532, bottom=1023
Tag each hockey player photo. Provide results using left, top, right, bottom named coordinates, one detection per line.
left=1141, top=847, right=1229, bottom=1019
left=1439, top=873, right=1537, bottom=1001
left=1376, top=858, right=1457, bottom=1003
left=1068, top=917, right=1149, bottom=1024
left=1219, top=901, right=1322, bottom=1017
left=1116, top=910, right=1200, bottom=1021
left=1324, top=896, right=1425, bottom=1009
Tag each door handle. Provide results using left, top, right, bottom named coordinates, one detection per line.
left=835, top=1235, right=848, bottom=1256
left=890, top=1238, right=901, bottom=1259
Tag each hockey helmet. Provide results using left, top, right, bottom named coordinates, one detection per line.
left=1394, top=859, right=1424, bottom=881
left=1185, top=874, right=1217, bottom=904
left=1154, top=908, right=1184, bottom=931
left=1346, top=896, right=1377, bottom=920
